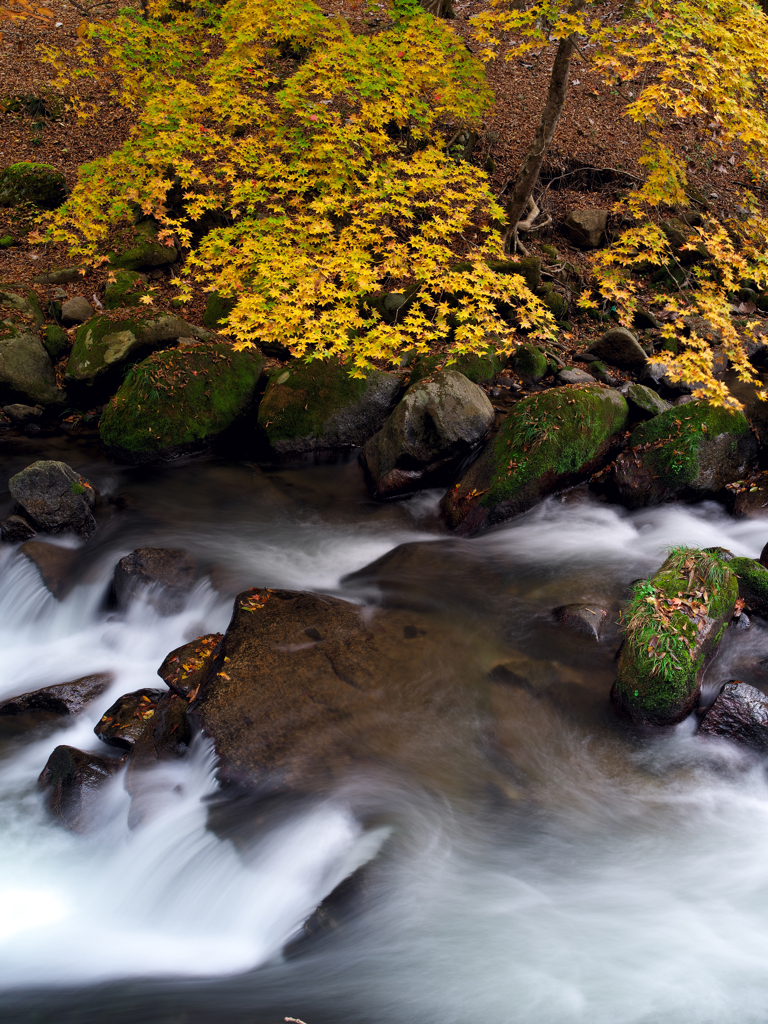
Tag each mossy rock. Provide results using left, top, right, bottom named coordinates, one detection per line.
left=0, top=235, right=14, bottom=249
left=510, top=342, right=547, bottom=385
left=542, top=290, right=568, bottom=320
left=612, top=548, right=737, bottom=726
left=0, top=162, right=66, bottom=210
left=0, top=287, right=44, bottom=329
left=441, top=384, right=629, bottom=535
left=66, top=314, right=209, bottom=401
left=104, top=270, right=150, bottom=310
left=99, top=342, right=265, bottom=462
left=257, top=358, right=401, bottom=455
left=611, top=401, right=756, bottom=507
left=202, top=291, right=236, bottom=329
left=410, top=349, right=504, bottom=386
left=43, top=324, right=69, bottom=362
left=0, top=321, right=64, bottom=406
left=108, top=221, right=178, bottom=272
left=728, top=556, right=768, bottom=617
left=625, top=382, right=669, bottom=419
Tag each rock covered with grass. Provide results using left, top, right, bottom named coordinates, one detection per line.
left=99, top=342, right=264, bottom=462
left=612, top=548, right=738, bottom=726
left=441, top=383, right=628, bottom=536
left=257, top=357, right=400, bottom=455
left=611, top=401, right=756, bottom=507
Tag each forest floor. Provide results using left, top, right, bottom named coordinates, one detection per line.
left=0, top=0, right=757, bottom=353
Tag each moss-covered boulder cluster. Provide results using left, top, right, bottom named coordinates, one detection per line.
left=613, top=548, right=738, bottom=726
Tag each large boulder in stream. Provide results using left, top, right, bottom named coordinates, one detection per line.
left=99, top=342, right=264, bottom=462
left=0, top=322, right=64, bottom=407
left=612, top=548, right=738, bottom=726
left=611, top=401, right=756, bottom=507
left=256, top=358, right=400, bottom=455
left=38, top=744, right=124, bottom=832
left=189, top=587, right=489, bottom=795
left=6, top=461, right=98, bottom=538
left=113, top=547, right=198, bottom=616
left=361, top=369, right=494, bottom=498
left=441, top=384, right=629, bottom=536
left=65, top=313, right=210, bottom=401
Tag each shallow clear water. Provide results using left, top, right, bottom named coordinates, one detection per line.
left=2, top=442, right=768, bottom=1024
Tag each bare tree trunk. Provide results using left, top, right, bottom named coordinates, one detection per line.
left=419, top=0, right=455, bottom=17
left=503, top=11, right=582, bottom=252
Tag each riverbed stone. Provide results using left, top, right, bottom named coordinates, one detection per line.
left=361, top=369, right=494, bottom=498
left=38, top=744, right=123, bottom=831
left=0, top=674, right=112, bottom=717
left=8, top=461, right=97, bottom=538
left=556, top=367, right=595, bottom=386
left=441, top=384, right=629, bottom=536
left=0, top=323, right=63, bottom=406
left=562, top=209, right=608, bottom=249
left=61, top=296, right=94, bottom=325
left=157, top=633, right=223, bottom=698
left=99, top=342, right=265, bottom=461
left=587, top=327, right=648, bottom=370
left=3, top=403, right=43, bottom=425
left=698, top=681, right=768, bottom=750
left=190, top=587, right=488, bottom=796
left=113, top=547, right=198, bottom=616
left=94, top=688, right=166, bottom=750
left=612, top=548, right=737, bottom=726
left=257, top=358, right=400, bottom=455
left=0, top=513, right=36, bottom=543
left=553, top=603, right=608, bottom=639
left=611, top=401, right=756, bottom=508
left=65, top=313, right=210, bottom=400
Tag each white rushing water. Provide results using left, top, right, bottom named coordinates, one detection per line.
left=2, top=491, right=768, bottom=1024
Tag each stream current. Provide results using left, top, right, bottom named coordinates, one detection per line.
left=2, top=437, right=768, bottom=1024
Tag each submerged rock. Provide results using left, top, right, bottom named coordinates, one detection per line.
left=0, top=674, right=111, bottom=717
left=113, top=547, right=198, bottom=616
left=611, top=401, right=756, bottom=508
left=99, top=342, right=264, bottom=462
left=8, top=460, right=98, bottom=538
left=441, top=384, right=628, bottom=536
left=257, top=358, right=400, bottom=455
left=94, top=688, right=166, bottom=750
left=361, top=369, right=494, bottom=498
left=612, top=549, right=737, bottom=726
left=38, top=744, right=123, bottom=832
left=157, top=633, right=223, bottom=698
left=553, top=603, right=608, bottom=640
left=698, top=681, right=768, bottom=750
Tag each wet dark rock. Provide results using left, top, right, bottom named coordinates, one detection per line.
left=361, top=369, right=494, bottom=498
left=38, top=744, right=124, bottom=831
left=19, top=541, right=78, bottom=599
left=0, top=513, right=36, bottom=543
left=124, top=690, right=193, bottom=827
left=93, top=688, right=166, bottom=750
left=728, top=557, right=768, bottom=617
left=611, top=401, right=757, bottom=508
left=8, top=460, right=97, bottom=538
left=698, top=681, right=768, bottom=751
left=587, top=327, right=648, bottom=370
left=553, top=603, right=608, bottom=639
left=760, top=541, right=768, bottom=569
left=3, top=403, right=43, bottom=425
left=0, top=674, right=112, bottom=717
left=113, top=547, right=198, bottom=616
left=157, top=633, right=223, bottom=698
left=442, top=384, right=628, bottom=536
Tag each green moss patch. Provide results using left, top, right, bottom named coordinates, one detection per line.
left=104, top=270, right=150, bottom=310
left=613, top=548, right=737, bottom=725
left=108, top=221, right=178, bottom=271
left=442, top=384, right=628, bottom=533
left=0, top=162, right=66, bottom=210
left=510, top=343, right=547, bottom=385
left=43, top=324, right=69, bottom=362
left=202, top=292, right=237, bottom=329
left=99, top=343, right=264, bottom=462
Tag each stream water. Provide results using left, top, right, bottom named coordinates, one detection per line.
left=2, top=435, right=768, bottom=1024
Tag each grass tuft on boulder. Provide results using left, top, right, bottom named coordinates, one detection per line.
left=612, top=547, right=737, bottom=726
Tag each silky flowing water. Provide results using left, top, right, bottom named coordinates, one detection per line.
left=2, top=437, right=768, bottom=1024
